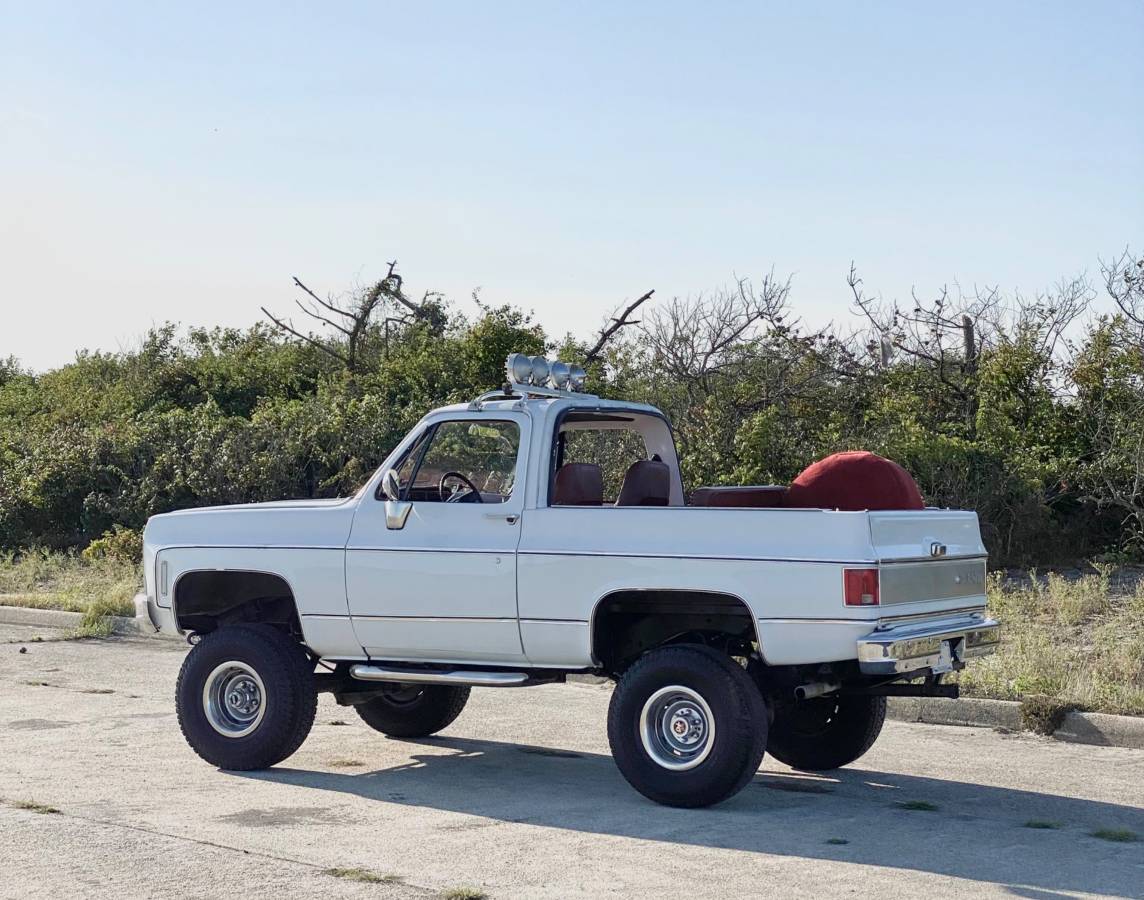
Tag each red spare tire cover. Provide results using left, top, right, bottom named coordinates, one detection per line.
left=784, top=451, right=924, bottom=511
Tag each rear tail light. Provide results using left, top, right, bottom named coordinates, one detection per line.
left=844, top=568, right=880, bottom=606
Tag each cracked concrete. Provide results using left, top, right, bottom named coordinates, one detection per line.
left=2, top=626, right=1143, bottom=899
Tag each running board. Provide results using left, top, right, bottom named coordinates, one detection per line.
left=349, top=664, right=531, bottom=687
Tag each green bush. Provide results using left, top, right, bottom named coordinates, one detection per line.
left=1, top=262, right=1142, bottom=566
left=82, top=526, right=143, bottom=564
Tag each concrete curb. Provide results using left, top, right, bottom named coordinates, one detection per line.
left=1054, top=709, right=1144, bottom=750
left=887, top=696, right=1144, bottom=751
left=887, top=697, right=1023, bottom=731
left=0, top=604, right=179, bottom=640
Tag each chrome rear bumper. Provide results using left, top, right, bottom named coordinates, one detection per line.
left=857, top=613, right=1000, bottom=675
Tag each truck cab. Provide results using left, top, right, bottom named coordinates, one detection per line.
left=141, top=353, right=999, bottom=808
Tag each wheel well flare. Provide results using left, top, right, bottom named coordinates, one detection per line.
left=174, top=570, right=299, bottom=635
left=591, top=590, right=758, bottom=675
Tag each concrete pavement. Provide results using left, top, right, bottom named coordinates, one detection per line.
left=2, top=624, right=1142, bottom=899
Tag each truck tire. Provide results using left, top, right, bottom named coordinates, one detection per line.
left=607, top=644, right=768, bottom=808
left=766, top=695, right=886, bottom=770
left=355, top=684, right=470, bottom=738
left=176, top=624, right=317, bottom=770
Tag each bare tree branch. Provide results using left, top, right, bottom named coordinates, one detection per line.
left=293, top=298, right=354, bottom=337
left=262, top=261, right=447, bottom=374
left=1102, top=247, right=1144, bottom=332
left=259, top=306, right=350, bottom=366
left=584, top=289, right=655, bottom=364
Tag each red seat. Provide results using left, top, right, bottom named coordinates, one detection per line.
left=552, top=463, right=604, bottom=506
left=616, top=460, right=670, bottom=507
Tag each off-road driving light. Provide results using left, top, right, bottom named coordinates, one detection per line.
left=529, top=356, right=551, bottom=385
left=506, top=353, right=533, bottom=385
left=503, top=354, right=587, bottom=392
left=548, top=361, right=571, bottom=389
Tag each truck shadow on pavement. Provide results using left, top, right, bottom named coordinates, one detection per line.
left=239, top=736, right=1144, bottom=898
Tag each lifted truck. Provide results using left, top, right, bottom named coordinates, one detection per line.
left=140, top=353, right=999, bottom=807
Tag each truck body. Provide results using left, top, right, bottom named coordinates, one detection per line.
left=141, top=358, right=999, bottom=807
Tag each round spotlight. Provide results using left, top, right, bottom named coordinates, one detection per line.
left=548, top=361, right=570, bottom=389
left=529, top=356, right=551, bottom=385
left=506, top=353, right=532, bottom=384
left=568, top=365, right=587, bottom=391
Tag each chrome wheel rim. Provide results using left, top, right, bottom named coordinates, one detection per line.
left=202, top=661, right=266, bottom=738
left=640, top=685, right=715, bottom=771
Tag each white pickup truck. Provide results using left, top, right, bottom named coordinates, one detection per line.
left=140, top=353, right=999, bottom=807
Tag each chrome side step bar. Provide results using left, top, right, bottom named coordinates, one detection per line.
left=349, top=664, right=531, bottom=687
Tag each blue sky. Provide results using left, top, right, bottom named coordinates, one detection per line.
left=2, top=1, right=1141, bottom=370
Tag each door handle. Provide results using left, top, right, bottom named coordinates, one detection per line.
left=484, top=512, right=519, bottom=524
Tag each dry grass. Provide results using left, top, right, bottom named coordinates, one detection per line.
left=957, top=567, right=1144, bottom=716
left=440, top=888, right=489, bottom=900
left=5, top=798, right=61, bottom=814
left=1089, top=828, right=1140, bottom=843
left=323, top=867, right=402, bottom=884
left=895, top=800, right=939, bottom=811
left=0, top=550, right=138, bottom=618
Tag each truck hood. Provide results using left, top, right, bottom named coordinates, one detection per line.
left=144, top=497, right=359, bottom=549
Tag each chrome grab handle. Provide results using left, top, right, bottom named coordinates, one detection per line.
left=483, top=512, right=519, bottom=524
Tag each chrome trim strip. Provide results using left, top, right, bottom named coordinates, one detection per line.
left=351, top=615, right=519, bottom=624
left=758, top=611, right=989, bottom=626
left=758, top=617, right=875, bottom=626
left=523, top=550, right=875, bottom=565
left=350, top=665, right=529, bottom=686
left=877, top=604, right=988, bottom=625
left=346, top=546, right=509, bottom=554
left=519, top=618, right=587, bottom=626
left=160, top=543, right=882, bottom=565
left=154, top=544, right=346, bottom=551
left=877, top=554, right=988, bottom=564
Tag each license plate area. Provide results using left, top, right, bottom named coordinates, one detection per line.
left=931, top=639, right=958, bottom=674
left=893, top=635, right=963, bottom=672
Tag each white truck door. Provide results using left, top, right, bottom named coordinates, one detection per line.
left=346, top=413, right=528, bottom=663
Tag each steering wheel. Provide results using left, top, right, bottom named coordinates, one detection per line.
left=439, top=471, right=484, bottom=503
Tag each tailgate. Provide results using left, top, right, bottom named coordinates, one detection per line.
left=868, top=510, right=988, bottom=608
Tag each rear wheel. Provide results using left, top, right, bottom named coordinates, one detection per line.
left=355, top=684, right=470, bottom=738
left=607, top=644, right=768, bottom=808
left=766, top=695, right=886, bottom=770
left=176, top=624, right=317, bottom=770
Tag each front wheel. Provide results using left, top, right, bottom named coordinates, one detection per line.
left=176, top=624, right=317, bottom=770
left=766, top=695, right=886, bottom=771
left=607, top=644, right=768, bottom=808
left=355, top=683, right=470, bottom=738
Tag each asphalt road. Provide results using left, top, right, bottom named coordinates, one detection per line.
left=2, top=624, right=1143, bottom=899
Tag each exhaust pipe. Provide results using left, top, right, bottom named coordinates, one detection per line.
left=794, top=681, right=841, bottom=701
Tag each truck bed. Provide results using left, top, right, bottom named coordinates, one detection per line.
left=517, top=505, right=988, bottom=667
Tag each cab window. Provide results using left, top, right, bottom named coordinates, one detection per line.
left=560, top=426, right=649, bottom=502
left=404, top=419, right=520, bottom=503
left=550, top=411, right=677, bottom=507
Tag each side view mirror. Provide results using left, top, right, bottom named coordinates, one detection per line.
left=382, top=468, right=402, bottom=501
left=382, top=468, right=412, bottom=530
